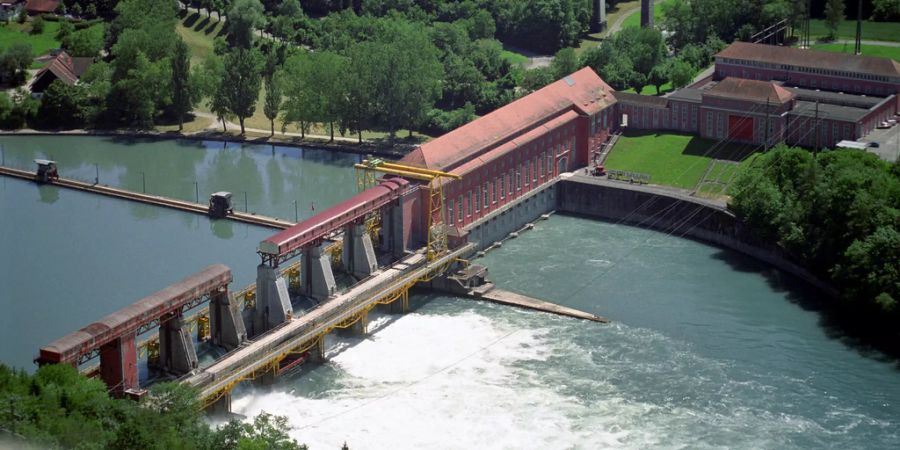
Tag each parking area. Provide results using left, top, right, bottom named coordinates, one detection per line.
left=860, top=121, right=900, bottom=162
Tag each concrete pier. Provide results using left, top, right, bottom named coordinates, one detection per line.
left=209, top=289, right=246, bottom=350
left=252, top=264, right=292, bottom=336
left=343, top=223, right=377, bottom=279
left=157, top=314, right=199, bottom=375
left=303, top=243, right=337, bottom=301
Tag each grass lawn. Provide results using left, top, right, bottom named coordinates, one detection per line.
left=576, top=0, right=640, bottom=54
left=808, top=19, right=900, bottom=42
left=175, top=12, right=225, bottom=66
left=0, top=21, right=62, bottom=57
left=500, top=49, right=529, bottom=66
left=622, top=81, right=673, bottom=96
left=604, top=130, right=756, bottom=189
left=812, top=42, right=900, bottom=61
left=620, top=0, right=673, bottom=31
left=155, top=114, right=214, bottom=133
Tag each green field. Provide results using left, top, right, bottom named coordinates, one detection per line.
left=0, top=21, right=62, bottom=57
left=500, top=49, right=529, bottom=66
left=812, top=42, right=900, bottom=61
left=605, top=130, right=756, bottom=189
left=622, top=81, right=673, bottom=96
left=620, top=0, right=673, bottom=30
left=175, top=12, right=225, bottom=66
left=808, top=19, right=900, bottom=42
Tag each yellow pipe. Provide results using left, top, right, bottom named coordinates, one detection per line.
left=379, top=162, right=462, bottom=180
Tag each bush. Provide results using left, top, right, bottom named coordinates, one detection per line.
left=30, top=16, right=45, bottom=34
left=424, top=103, right=475, bottom=135
left=870, top=0, right=900, bottom=21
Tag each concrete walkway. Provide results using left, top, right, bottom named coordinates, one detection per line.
left=193, top=111, right=365, bottom=144
left=825, top=39, right=900, bottom=48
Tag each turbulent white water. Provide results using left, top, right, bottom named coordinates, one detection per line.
left=231, top=216, right=900, bottom=449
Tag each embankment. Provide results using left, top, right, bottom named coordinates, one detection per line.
left=557, top=174, right=839, bottom=297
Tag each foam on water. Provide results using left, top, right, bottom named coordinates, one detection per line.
left=230, top=298, right=899, bottom=449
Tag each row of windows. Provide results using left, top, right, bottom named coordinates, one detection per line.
left=719, top=57, right=894, bottom=83
left=446, top=155, right=569, bottom=224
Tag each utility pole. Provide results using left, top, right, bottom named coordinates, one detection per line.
left=194, top=181, right=199, bottom=203
left=855, top=0, right=863, bottom=55
left=764, top=96, right=771, bottom=151
left=814, top=100, right=820, bottom=153
left=293, top=200, right=298, bottom=222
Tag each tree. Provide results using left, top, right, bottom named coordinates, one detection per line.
left=649, top=62, right=669, bottom=95
left=669, top=58, right=694, bottom=89
left=871, top=0, right=900, bottom=21
left=0, top=44, right=33, bottom=86
left=220, top=47, right=262, bottom=134
left=263, top=71, right=282, bottom=136
left=824, top=0, right=845, bottom=40
left=37, top=80, right=88, bottom=129
left=227, top=0, right=265, bottom=49
left=170, top=38, right=193, bottom=131
left=550, top=47, right=580, bottom=80
left=56, top=20, right=75, bottom=41
left=62, top=25, right=106, bottom=57
left=31, top=16, right=45, bottom=35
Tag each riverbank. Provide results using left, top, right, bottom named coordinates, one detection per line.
left=558, top=174, right=900, bottom=356
left=0, top=128, right=414, bottom=160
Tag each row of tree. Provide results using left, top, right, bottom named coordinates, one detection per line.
left=729, top=146, right=900, bottom=317
left=0, top=364, right=309, bottom=449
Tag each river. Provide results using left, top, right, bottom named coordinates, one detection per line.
left=1, top=136, right=898, bottom=448
left=230, top=215, right=900, bottom=449
left=0, top=136, right=357, bottom=370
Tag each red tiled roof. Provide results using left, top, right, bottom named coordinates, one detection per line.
left=31, top=51, right=93, bottom=89
left=25, top=0, right=59, bottom=13
left=716, top=41, right=900, bottom=79
left=401, top=67, right=614, bottom=171
left=704, top=77, right=795, bottom=104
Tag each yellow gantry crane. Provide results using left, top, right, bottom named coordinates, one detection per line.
left=354, top=158, right=461, bottom=261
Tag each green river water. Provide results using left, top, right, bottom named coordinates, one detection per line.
left=1, top=136, right=898, bottom=449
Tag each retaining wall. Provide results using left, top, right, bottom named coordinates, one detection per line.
left=556, top=175, right=838, bottom=296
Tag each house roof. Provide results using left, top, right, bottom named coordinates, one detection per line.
left=24, top=0, right=59, bottom=13
left=789, top=100, right=870, bottom=123
left=31, top=51, right=93, bottom=90
left=703, top=77, right=795, bottom=104
left=716, top=41, right=900, bottom=79
left=400, top=67, right=614, bottom=172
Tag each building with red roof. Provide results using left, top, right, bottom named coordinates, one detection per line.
left=615, top=42, right=898, bottom=149
left=24, top=0, right=59, bottom=15
left=401, top=67, right=617, bottom=230
left=29, top=51, right=94, bottom=94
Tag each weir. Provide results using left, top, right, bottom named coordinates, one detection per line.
left=0, top=165, right=293, bottom=229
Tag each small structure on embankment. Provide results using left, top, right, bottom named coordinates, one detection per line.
left=430, top=263, right=608, bottom=323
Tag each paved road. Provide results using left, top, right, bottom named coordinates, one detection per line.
left=859, top=124, right=900, bottom=163
left=825, top=39, right=900, bottom=48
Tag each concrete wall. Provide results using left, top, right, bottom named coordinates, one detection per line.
left=556, top=177, right=838, bottom=296
left=459, top=179, right=558, bottom=250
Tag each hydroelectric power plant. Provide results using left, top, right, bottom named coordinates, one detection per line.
left=3, top=67, right=900, bottom=448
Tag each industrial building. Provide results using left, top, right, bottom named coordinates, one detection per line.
left=616, top=42, right=899, bottom=149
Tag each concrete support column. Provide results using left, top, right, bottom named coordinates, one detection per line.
left=158, top=313, right=199, bottom=375
left=641, top=0, right=654, bottom=28
left=342, top=223, right=377, bottom=279
left=308, top=336, right=327, bottom=363
left=302, top=243, right=336, bottom=301
left=252, top=264, right=292, bottom=337
left=209, top=289, right=246, bottom=351
left=100, top=331, right=138, bottom=397
left=207, top=392, right=232, bottom=416
left=591, top=0, right=607, bottom=32
left=380, top=205, right=405, bottom=259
